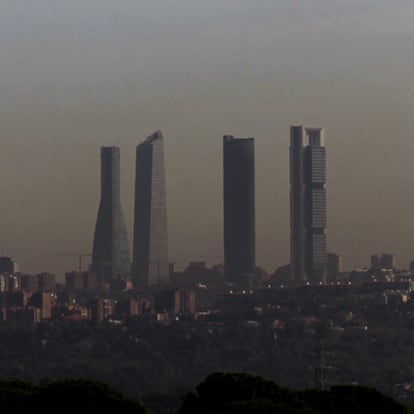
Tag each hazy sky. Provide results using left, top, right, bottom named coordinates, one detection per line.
left=1, top=1, right=414, bottom=280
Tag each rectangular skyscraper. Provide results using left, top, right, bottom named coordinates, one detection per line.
left=290, top=126, right=327, bottom=284
left=91, top=147, right=131, bottom=284
left=223, top=135, right=256, bottom=290
left=132, top=130, right=169, bottom=290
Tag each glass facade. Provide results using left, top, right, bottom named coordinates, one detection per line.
left=290, top=126, right=327, bottom=284
left=223, top=135, right=256, bottom=290
left=91, top=147, right=131, bottom=283
left=132, top=131, right=169, bottom=290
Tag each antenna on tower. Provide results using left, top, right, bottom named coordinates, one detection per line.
left=45, top=252, right=92, bottom=272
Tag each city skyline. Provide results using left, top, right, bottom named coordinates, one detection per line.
left=0, top=124, right=411, bottom=280
left=1, top=2, right=414, bottom=279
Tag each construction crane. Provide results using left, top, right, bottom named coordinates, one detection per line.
left=47, top=252, right=92, bottom=272
left=76, top=253, right=92, bottom=273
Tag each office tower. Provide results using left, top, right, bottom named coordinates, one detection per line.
left=0, top=257, right=18, bottom=274
left=290, top=125, right=327, bottom=284
left=327, top=253, right=343, bottom=277
left=223, top=135, right=255, bottom=290
left=370, top=254, right=380, bottom=270
left=371, top=252, right=395, bottom=270
left=91, top=147, right=131, bottom=283
left=132, top=130, right=169, bottom=290
left=37, top=272, right=56, bottom=292
left=380, top=253, right=395, bottom=269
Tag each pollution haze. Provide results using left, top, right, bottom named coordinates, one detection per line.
left=1, top=1, right=414, bottom=281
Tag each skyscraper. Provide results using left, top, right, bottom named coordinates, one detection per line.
left=290, top=125, right=327, bottom=284
left=223, top=135, right=256, bottom=290
left=132, top=130, right=169, bottom=290
left=91, top=146, right=131, bottom=284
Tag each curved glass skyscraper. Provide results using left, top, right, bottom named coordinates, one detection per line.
left=91, top=146, right=131, bottom=284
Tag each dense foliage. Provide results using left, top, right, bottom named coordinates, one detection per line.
left=0, top=377, right=146, bottom=412
left=178, top=372, right=410, bottom=414
left=0, top=372, right=411, bottom=414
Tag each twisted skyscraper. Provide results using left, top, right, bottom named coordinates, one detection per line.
left=132, top=130, right=169, bottom=290
left=290, top=125, right=327, bottom=284
left=91, top=146, right=131, bottom=284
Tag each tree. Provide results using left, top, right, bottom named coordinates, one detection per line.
left=178, top=372, right=308, bottom=414
left=0, top=378, right=37, bottom=410
left=0, top=378, right=146, bottom=412
left=178, top=372, right=411, bottom=414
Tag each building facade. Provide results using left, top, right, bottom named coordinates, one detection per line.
left=327, top=253, right=343, bottom=278
left=0, top=257, right=18, bottom=274
left=371, top=253, right=395, bottom=270
left=290, top=125, right=327, bottom=284
left=91, top=147, right=131, bottom=283
left=132, top=130, right=169, bottom=290
left=223, top=135, right=256, bottom=290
